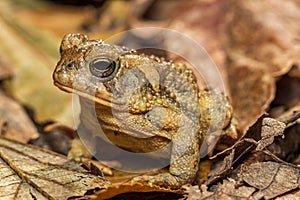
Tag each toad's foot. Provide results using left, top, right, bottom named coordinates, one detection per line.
left=68, top=137, right=93, bottom=162
left=68, top=137, right=114, bottom=176
left=131, top=173, right=188, bottom=188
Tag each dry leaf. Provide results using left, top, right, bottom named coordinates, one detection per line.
left=268, top=105, right=300, bottom=163
left=275, top=189, right=300, bottom=200
left=94, top=182, right=183, bottom=200
left=206, top=115, right=287, bottom=185
left=169, top=0, right=229, bottom=84
left=206, top=150, right=235, bottom=186
left=240, top=162, right=300, bottom=199
left=0, top=90, right=38, bottom=143
left=0, top=136, right=108, bottom=199
left=226, top=0, right=300, bottom=75
left=213, top=179, right=256, bottom=199
left=181, top=185, right=213, bottom=200
left=256, top=118, right=286, bottom=151
left=226, top=59, right=275, bottom=133
left=183, top=179, right=255, bottom=200
left=233, top=115, right=287, bottom=160
left=225, top=0, right=300, bottom=132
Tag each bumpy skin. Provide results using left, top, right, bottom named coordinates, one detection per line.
left=53, top=33, right=235, bottom=187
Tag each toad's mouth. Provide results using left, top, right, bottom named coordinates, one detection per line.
left=54, top=81, right=113, bottom=108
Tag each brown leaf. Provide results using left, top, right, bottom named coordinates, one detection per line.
left=206, top=150, right=235, bottom=186
left=232, top=115, right=287, bottom=161
left=0, top=90, right=38, bottom=143
left=213, top=179, right=256, bottom=199
left=207, top=115, right=287, bottom=185
left=268, top=105, right=300, bottom=163
left=183, top=179, right=256, bottom=200
left=256, top=118, right=286, bottom=151
left=240, top=162, right=300, bottom=199
left=0, top=136, right=108, bottom=199
left=275, top=189, right=300, bottom=200
left=226, top=0, right=300, bottom=75
left=182, top=185, right=213, bottom=200
left=227, top=59, right=275, bottom=133
left=94, top=182, right=183, bottom=200
left=226, top=0, right=300, bottom=132
left=169, top=0, right=228, bottom=82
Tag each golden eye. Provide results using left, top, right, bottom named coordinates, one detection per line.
left=89, top=58, right=116, bottom=81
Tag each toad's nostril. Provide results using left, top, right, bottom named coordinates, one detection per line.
left=54, top=70, right=72, bottom=86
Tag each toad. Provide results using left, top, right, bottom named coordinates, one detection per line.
left=53, top=33, right=237, bottom=187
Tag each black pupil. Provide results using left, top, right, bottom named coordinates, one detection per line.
left=93, top=60, right=111, bottom=71
left=90, top=58, right=115, bottom=79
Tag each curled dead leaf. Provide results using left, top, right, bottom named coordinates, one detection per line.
left=256, top=117, right=286, bottom=151
left=240, top=162, right=300, bottom=199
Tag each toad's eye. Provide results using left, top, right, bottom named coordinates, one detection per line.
left=66, top=62, right=76, bottom=70
left=89, top=58, right=117, bottom=81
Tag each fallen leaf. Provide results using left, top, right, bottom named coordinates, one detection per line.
left=233, top=115, right=286, bottom=160
left=256, top=118, right=286, bottom=151
left=0, top=136, right=108, bottom=199
left=268, top=105, right=300, bottom=163
left=181, top=184, right=213, bottom=200
left=94, top=182, right=183, bottom=200
left=183, top=179, right=256, bottom=200
left=240, top=162, right=300, bottom=199
left=213, top=179, right=256, bottom=199
left=226, top=58, right=275, bottom=133
left=226, top=0, right=300, bottom=75
left=225, top=0, right=300, bottom=132
left=206, top=150, right=235, bottom=186
left=168, top=0, right=229, bottom=85
left=206, top=115, right=287, bottom=185
left=275, top=189, right=300, bottom=200
left=0, top=90, right=38, bottom=143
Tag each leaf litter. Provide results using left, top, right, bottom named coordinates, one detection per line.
left=0, top=0, right=299, bottom=199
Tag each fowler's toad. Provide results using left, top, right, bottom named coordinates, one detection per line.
left=53, top=33, right=236, bottom=187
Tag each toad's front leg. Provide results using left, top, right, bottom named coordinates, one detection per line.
left=132, top=115, right=200, bottom=188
